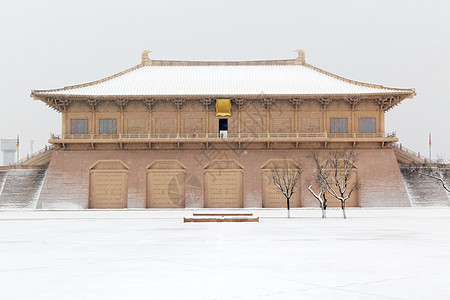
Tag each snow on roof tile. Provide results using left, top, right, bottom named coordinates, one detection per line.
left=33, top=64, right=413, bottom=97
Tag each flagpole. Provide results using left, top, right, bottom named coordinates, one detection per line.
left=16, top=135, right=19, bottom=163
left=428, top=133, right=432, bottom=162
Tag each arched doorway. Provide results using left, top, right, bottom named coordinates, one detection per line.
left=204, top=160, right=243, bottom=208
left=89, top=160, right=128, bottom=208
left=261, top=159, right=301, bottom=208
left=146, top=160, right=186, bottom=208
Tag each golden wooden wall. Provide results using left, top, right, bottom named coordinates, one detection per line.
left=64, top=99, right=382, bottom=136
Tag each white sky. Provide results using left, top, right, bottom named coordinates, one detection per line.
left=0, top=0, right=449, bottom=162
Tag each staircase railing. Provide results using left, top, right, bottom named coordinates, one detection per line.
left=392, top=143, right=429, bottom=163
left=12, top=145, right=55, bottom=166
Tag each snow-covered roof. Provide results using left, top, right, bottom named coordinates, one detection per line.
left=31, top=51, right=415, bottom=99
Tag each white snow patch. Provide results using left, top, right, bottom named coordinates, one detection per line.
left=0, top=208, right=449, bottom=299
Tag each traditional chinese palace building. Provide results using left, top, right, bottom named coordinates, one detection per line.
left=30, top=50, right=416, bottom=209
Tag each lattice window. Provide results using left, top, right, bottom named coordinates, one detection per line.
left=71, top=119, right=88, bottom=134
left=330, top=118, right=347, bottom=133
left=359, top=118, right=376, bottom=133
left=99, top=119, right=117, bottom=134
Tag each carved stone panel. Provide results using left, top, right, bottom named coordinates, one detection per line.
left=89, top=160, right=128, bottom=209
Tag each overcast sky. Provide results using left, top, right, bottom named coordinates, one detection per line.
left=0, top=0, right=449, bottom=163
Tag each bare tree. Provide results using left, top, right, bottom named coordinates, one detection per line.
left=308, top=153, right=328, bottom=218
left=408, top=159, right=450, bottom=192
left=266, top=159, right=303, bottom=218
left=323, top=150, right=359, bottom=219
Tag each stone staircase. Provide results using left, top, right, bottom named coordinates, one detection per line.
left=401, top=168, right=450, bottom=207
left=0, top=170, right=7, bottom=195
left=15, top=145, right=55, bottom=166
left=392, top=143, right=428, bottom=166
left=0, top=169, right=47, bottom=209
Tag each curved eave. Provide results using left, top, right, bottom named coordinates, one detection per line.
left=30, top=57, right=416, bottom=113
left=32, top=91, right=414, bottom=113
left=31, top=91, right=415, bottom=100
left=32, top=63, right=144, bottom=95
left=302, top=63, right=415, bottom=93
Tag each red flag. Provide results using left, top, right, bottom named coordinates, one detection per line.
left=16, top=135, right=19, bottom=148
left=429, top=133, right=432, bottom=147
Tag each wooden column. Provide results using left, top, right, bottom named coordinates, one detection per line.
left=144, top=99, right=155, bottom=135
left=348, top=98, right=359, bottom=134
left=262, top=99, right=272, bottom=135
left=377, top=98, right=390, bottom=134
left=291, top=99, right=302, bottom=134
left=149, top=110, right=152, bottom=134
left=319, top=99, right=329, bottom=133
left=173, top=99, right=184, bottom=136
left=88, top=99, right=98, bottom=134
left=178, top=109, right=181, bottom=136
left=238, top=107, right=241, bottom=134
left=120, top=111, right=124, bottom=134
left=92, top=110, right=96, bottom=134
left=206, top=106, right=209, bottom=135
left=116, top=99, right=128, bottom=134
left=234, top=99, right=244, bottom=136
left=294, top=106, right=298, bottom=133
left=201, top=99, right=211, bottom=136
left=62, top=111, right=67, bottom=135
left=59, top=99, right=71, bottom=135
left=351, top=110, right=355, bottom=133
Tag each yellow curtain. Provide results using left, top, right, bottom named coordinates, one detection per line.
left=216, top=99, right=231, bottom=117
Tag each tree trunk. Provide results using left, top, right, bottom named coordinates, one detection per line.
left=286, top=196, right=291, bottom=218
left=341, top=201, right=346, bottom=219
left=321, top=207, right=326, bottom=218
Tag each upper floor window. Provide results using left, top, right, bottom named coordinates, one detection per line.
left=330, top=118, right=347, bottom=133
left=99, top=119, right=117, bottom=134
left=71, top=119, right=88, bottom=134
left=359, top=118, right=376, bottom=133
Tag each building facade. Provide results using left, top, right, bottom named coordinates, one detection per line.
left=31, top=50, right=415, bottom=209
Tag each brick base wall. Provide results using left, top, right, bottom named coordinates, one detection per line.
left=38, top=148, right=411, bottom=208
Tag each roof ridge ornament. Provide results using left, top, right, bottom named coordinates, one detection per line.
left=141, top=50, right=152, bottom=66
left=294, top=49, right=305, bottom=65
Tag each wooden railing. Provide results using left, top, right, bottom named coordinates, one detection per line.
left=53, top=132, right=396, bottom=140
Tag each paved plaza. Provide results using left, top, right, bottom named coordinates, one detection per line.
left=0, top=208, right=449, bottom=299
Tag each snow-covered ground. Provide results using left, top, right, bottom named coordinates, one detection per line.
left=0, top=208, right=449, bottom=300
